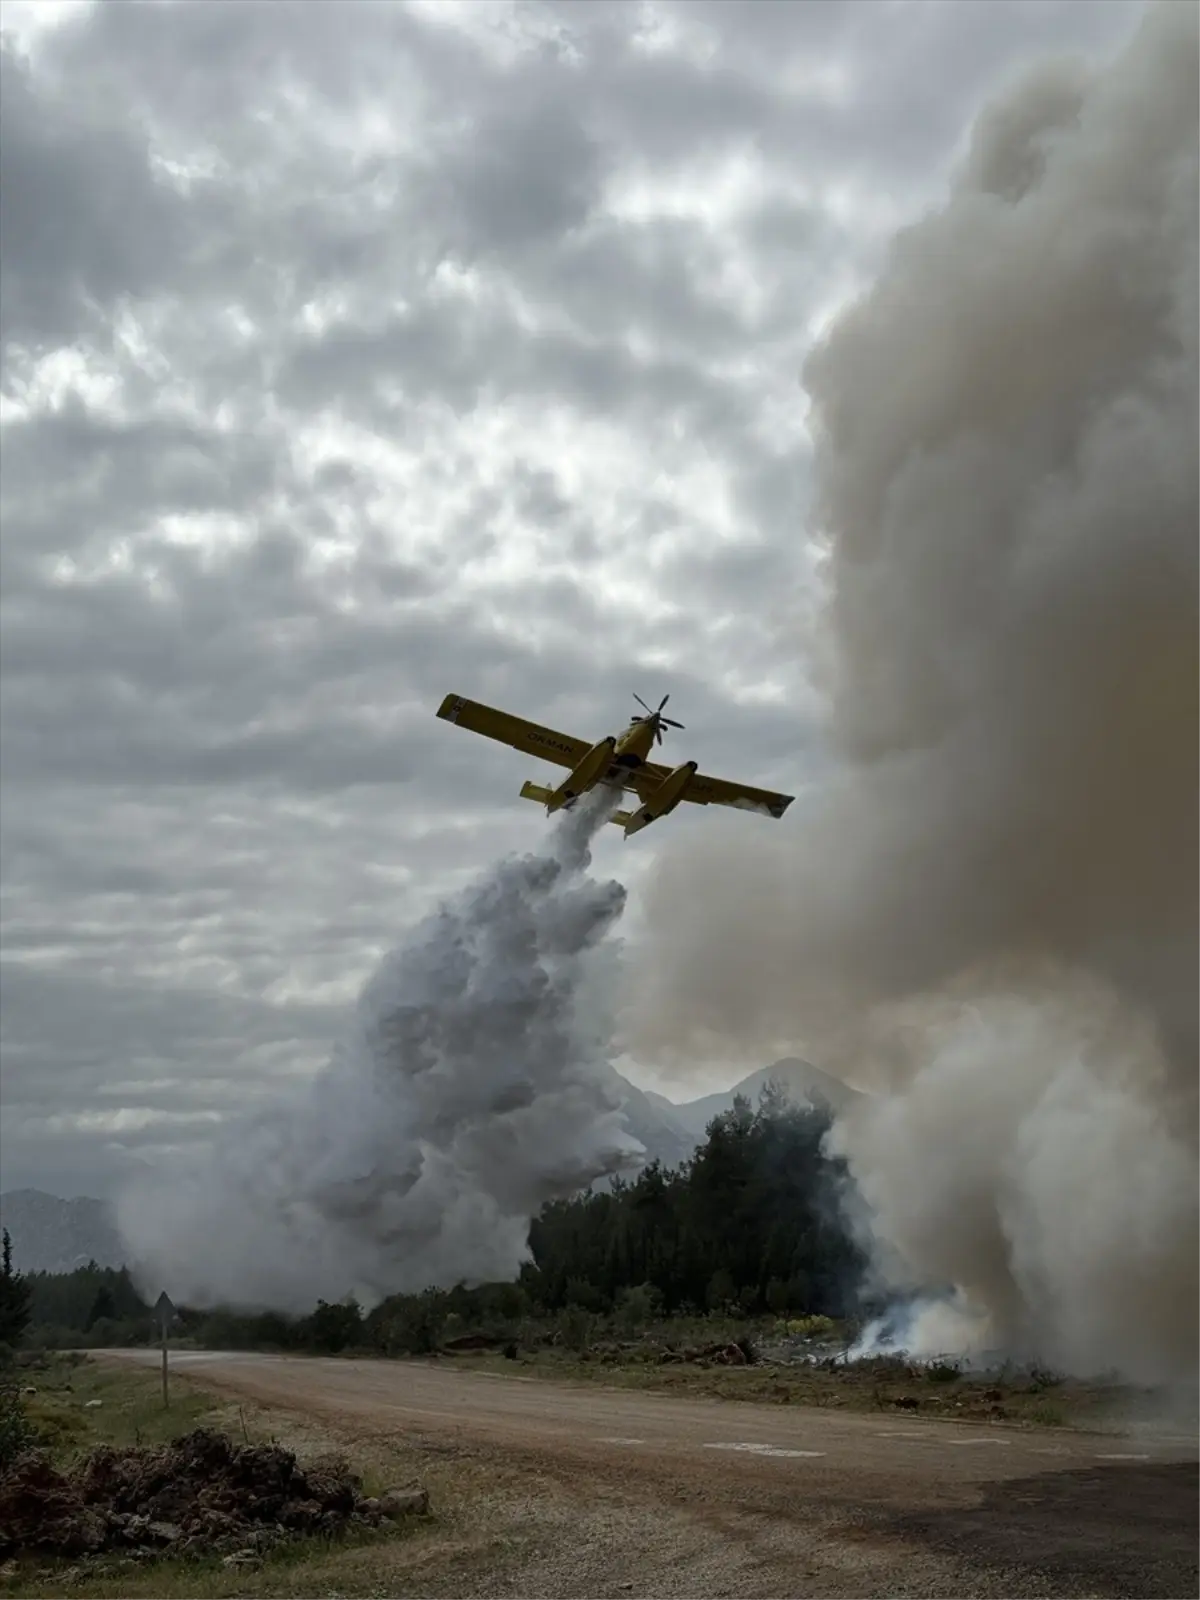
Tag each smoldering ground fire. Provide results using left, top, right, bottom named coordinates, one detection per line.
left=631, top=3, right=1199, bottom=1385
left=118, top=788, right=644, bottom=1312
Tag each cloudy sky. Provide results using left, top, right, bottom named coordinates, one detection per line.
left=1, top=0, right=1148, bottom=1201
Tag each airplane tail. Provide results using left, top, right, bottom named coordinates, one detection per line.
left=519, top=781, right=632, bottom=829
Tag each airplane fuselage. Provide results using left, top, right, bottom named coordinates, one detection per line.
left=537, top=716, right=701, bottom=835
left=543, top=718, right=656, bottom=814
left=612, top=717, right=657, bottom=765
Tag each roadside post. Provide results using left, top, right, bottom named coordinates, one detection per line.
left=155, top=1290, right=175, bottom=1408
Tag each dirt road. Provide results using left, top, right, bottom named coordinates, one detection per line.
left=105, top=1350, right=1197, bottom=1598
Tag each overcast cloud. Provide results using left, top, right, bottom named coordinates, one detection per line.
left=0, top=0, right=1147, bottom=1200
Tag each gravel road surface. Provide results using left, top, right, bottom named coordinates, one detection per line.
left=102, top=1350, right=1198, bottom=1598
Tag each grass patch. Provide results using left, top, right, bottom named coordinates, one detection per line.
left=1, top=1524, right=426, bottom=1600
left=1025, top=1400, right=1068, bottom=1428
left=19, top=1356, right=219, bottom=1461
left=442, top=1344, right=1117, bottom=1429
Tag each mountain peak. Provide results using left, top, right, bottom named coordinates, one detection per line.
left=648, top=1058, right=859, bottom=1141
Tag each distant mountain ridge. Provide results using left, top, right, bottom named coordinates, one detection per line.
left=0, top=1187, right=124, bottom=1274
left=595, top=1062, right=698, bottom=1174
left=593, top=1057, right=859, bottom=1185
left=658, top=1058, right=859, bottom=1140
left=4, top=1059, right=859, bottom=1268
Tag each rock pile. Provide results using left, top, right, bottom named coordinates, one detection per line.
left=0, top=1428, right=428, bottom=1564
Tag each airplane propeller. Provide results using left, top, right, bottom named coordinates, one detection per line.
left=632, top=692, right=685, bottom=744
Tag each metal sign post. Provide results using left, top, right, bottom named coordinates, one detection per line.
left=154, top=1291, right=175, bottom=1409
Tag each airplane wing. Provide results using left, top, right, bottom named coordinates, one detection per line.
left=632, top=764, right=793, bottom=819
left=685, top=771, right=794, bottom=818
left=436, top=694, right=591, bottom=768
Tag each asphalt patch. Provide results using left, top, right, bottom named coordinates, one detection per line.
left=885, top=1459, right=1199, bottom=1598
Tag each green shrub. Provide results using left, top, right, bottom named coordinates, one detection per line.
left=0, top=1362, right=38, bottom=1469
left=926, top=1360, right=961, bottom=1384
left=564, top=1277, right=605, bottom=1313
left=616, top=1283, right=663, bottom=1331
left=787, top=1314, right=838, bottom=1338
left=705, top=1269, right=737, bottom=1313
left=558, top=1305, right=593, bottom=1351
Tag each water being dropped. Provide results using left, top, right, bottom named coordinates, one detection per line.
left=119, top=786, right=644, bottom=1311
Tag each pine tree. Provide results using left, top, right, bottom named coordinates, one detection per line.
left=0, top=1228, right=32, bottom=1349
left=85, top=1283, right=117, bottom=1332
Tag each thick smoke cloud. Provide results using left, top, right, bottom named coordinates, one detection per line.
left=118, top=790, right=642, bottom=1311
left=631, top=3, right=1198, bottom=1384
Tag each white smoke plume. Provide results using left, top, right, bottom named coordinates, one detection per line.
left=846, top=1293, right=997, bottom=1367
left=119, top=788, right=643, bottom=1312
left=630, top=3, right=1198, bottom=1385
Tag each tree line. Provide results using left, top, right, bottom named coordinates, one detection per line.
left=526, top=1087, right=862, bottom=1319
left=23, top=1259, right=153, bottom=1347
left=13, top=1089, right=865, bottom=1356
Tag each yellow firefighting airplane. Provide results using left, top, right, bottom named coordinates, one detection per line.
left=436, top=691, right=794, bottom=838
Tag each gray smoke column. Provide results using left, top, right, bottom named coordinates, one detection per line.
left=631, top=3, right=1198, bottom=1384
left=118, top=788, right=643, bottom=1311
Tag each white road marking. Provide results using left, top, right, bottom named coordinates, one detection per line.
left=946, top=1437, right=1013, bottom=1446
left=1094, top=1452, right=1150, bottom=1461
left=597, top=1437, right=645, bottom=1446
left=704, top=1442, right=826, bottom=1459
left=874, top=1430, right=927, bottom=1439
